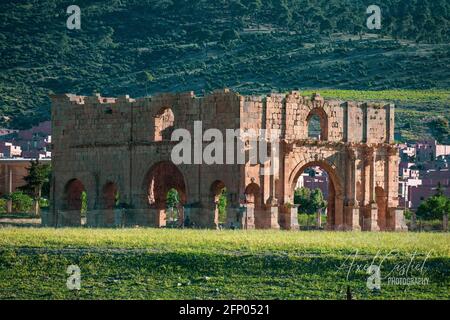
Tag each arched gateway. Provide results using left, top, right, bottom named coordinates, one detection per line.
left=49, top=90, right=407, bottom=231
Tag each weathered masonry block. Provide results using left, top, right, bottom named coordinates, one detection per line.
left=48, top=89, right=407, bottom=231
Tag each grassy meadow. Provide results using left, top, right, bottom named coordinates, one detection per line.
left=0, top=228, right=448, bottom=300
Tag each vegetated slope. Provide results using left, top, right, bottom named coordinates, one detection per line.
left=0, top=0, right=449, bottom=143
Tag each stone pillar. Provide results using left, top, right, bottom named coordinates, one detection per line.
left=240, top=204, right=255, bottom=229
left=362, top=146, right=379, bottom=231
left=177, top=204, right=185, bottom=228
left=362, top=146, right=373, bottom=206
left=289, top=206, right=299, bottom=230
left=365, top=202, right=380, bottom=231
left=386, top=145, right=404, bottom=231
left=344, top=146, right=361, bottom=230
left=369, top=148, right=376, bottom=204
left=261, top=196, right=280, bottom=229
left=268, top=205, right=280, bottom=229
left=278, top=204, right=299, bottom=230
left=387, top=208, right=408, bottom=231
left=334, top=194, right=345, bottom=230
left=344, top=203, right=361, bottom=231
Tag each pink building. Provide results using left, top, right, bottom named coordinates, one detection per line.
left=0, top=128, right=18, bottom=137
left=12, top=121, right=51, bottom=159
left=409, top=169, right=450, bottom=209
left=0, top=142, right=22, bottom=158
left=399, top=144, right=416, bottom=161
left=295, top=167, right=329, bottom=197
left=398, top=162, right=422, bottom=209
left=416, top=140, right=450, bottom=162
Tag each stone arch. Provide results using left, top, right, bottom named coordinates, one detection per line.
left=289, top=160, right=344, bottom=230
left=210, top=180, right=227, bottom=227
left=244, top=182, right=264, bottom=228
left=63, top=178, right=86, bottom=226
left=154, top=107, right=174, bottom=141
left=102, top=182, right=119, bottom=209
left=244, top=182, right=262, bottom=208
left=306, top=108, right=328, bottom=141
left=101, top=181, right=119, bottom=226
left=144, top=161, right=187, bottom=227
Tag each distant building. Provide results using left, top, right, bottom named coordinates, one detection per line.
left=398, top=141, right=450, bottom=210
left=399, top=145, right=416, bottom=162
left=0, top=142, right=22, bottom=158
left=295, top=167, right=329, bottom=198
left=398, top=162, right=422, bottom=209
left=3, top=121, right=52, bottom=160
left=416, top=140, right=450, bottom=163
left=409, top=169, right=450, bottom=209
left=0, top=128, right=18, bottom=137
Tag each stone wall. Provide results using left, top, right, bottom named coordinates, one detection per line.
left=48, top=89, right=406, bottom=231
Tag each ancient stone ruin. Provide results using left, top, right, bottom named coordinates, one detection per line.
left=48, top=89, right=407, bottom=231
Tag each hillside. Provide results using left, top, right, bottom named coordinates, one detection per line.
left=0, top=0, right=449, bottom=142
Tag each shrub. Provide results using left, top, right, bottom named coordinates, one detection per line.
left=39, top=198, right=49, bottom=208
left=0, top=198, right=7, bottom=213
left=2, top=192, right=33, bottom=213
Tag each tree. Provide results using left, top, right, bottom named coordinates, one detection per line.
left=294, top=187, right=311, bottom=213
left=429, top=117, right=450, bottom=144
left=81, top=191, right=88, bottom=217
left=218, top=188, right=227, bottom=224
left=276, top=0, right=292, bottom=27
left=248, top=0, right=262, bottom=12
left=294, top=187, right=327, bottom=227
left=20, top=160, right=51, bottom=216
left=310, top=188, right=327, bottom=227
left=139, top=71, right=155, bottom=96
left=166, top=188, right=180, bottom=209
left=416, top=185, right=450, bottom=231
left=221, top=29, right=240, bottom=44
left=310, top=188, right=327, bottom=212
left=166, top=188, right=180, bottom=223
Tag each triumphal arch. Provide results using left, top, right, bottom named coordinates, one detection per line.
left=48, top=89, right=407, bottom=231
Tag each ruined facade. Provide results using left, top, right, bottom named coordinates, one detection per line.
left=49, top=89, right=407, bottom=231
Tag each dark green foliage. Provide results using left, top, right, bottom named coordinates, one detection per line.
left=20, top=160, right=51, bottom=199
left=166, top=188, right=180, bottom=210
left=218, top=188, right=227, bottom=224
left=416, top=185, right=450, bottom=221
left=428, top=117, right=450, bottom=144
left=0, top=0, right=449, bottom=137
left=1, top=192, right=33, bottom=213
left=166, top=188, right=180, bottom=223
left=294, top=187, right=327, bottom=215
left=221, top=29, right=240, bottom=43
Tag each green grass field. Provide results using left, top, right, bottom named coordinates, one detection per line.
left=0, top=228, right=448, bottom=300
